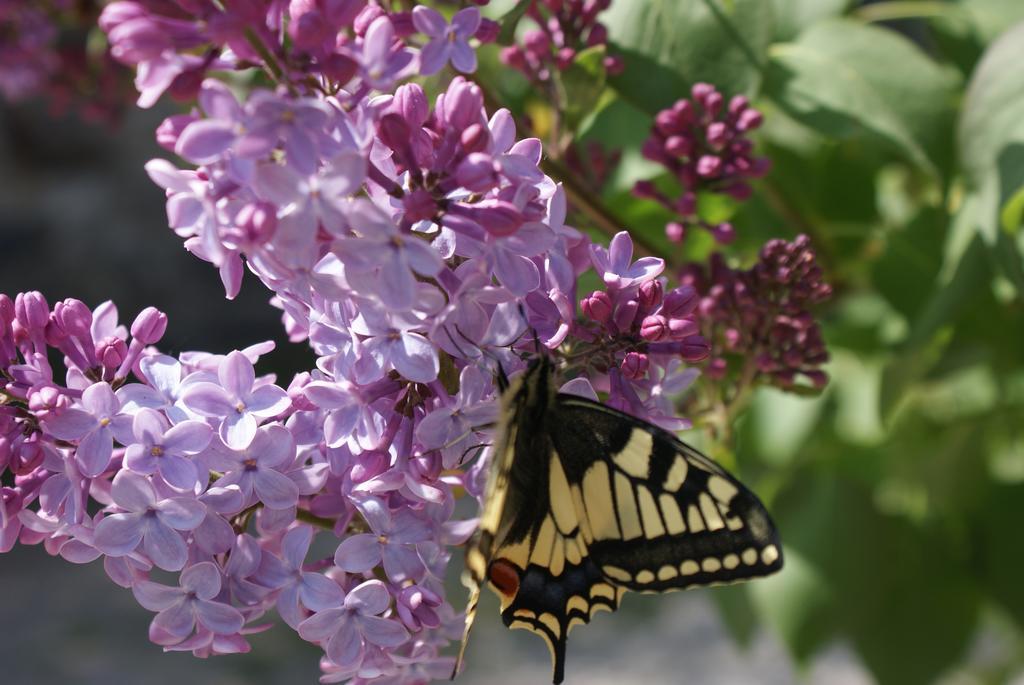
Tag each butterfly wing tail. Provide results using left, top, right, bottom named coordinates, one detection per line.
left=451, top=572, right=481, bottom=680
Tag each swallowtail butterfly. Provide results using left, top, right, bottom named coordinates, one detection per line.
left=454, top=356, right=783, bottom=683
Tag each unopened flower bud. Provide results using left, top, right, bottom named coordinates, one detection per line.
left=131, top=307, right=168, bottom=345
left=15, top=291, right=49, bottom=331
left=580, top=291, right=613, bottom=324
left=640, top=315, right=669, bottom=341
left=620, top=351, right=649, bottom=380
left=96, top=335, right=128, bottom=370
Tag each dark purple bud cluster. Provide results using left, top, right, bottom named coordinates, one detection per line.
left=0, top=1, right=134, bottom=122
left=500, top=0, right=623, bottom=83
left=635, top=83, right=770, bottom=245
left=682, top=235, right=832, bottom=390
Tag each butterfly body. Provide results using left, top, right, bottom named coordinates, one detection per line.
left=457, top=357, right=783, bottom=683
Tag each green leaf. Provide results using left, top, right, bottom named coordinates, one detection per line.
left=956, top=0, right=1024, bottom=43
left=769, top=0, right=850, bottom=42
left=957, top=19, right=1024, bottom=288
left=971, top=483, right=1024, bottom=628
left=496, top=0, right=531, bottom=46
left=879, top=235, right=989, bottom=418
left=556, top=45, right=607, bottom=130
left=1000, top=183, right=1024, bottom=235
left=604, top=0, right=774, bottom=115
left=771, top=471, right=981, bottom=684
left=764, top=19, right=961, bottom=175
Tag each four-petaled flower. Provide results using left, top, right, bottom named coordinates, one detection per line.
left=298, top=579, right=408, bottom=670
left=43, top=382, right=132, bottom=478
left=414, top=6, right=480, bottom=76
left=333, top=497, right=431, bottom=583
left=132, top=561, right=245, bottom=642
left=207, top=424, right=299, bottom=510
left=123, top=408, right=212, bottom=490
left=182, top=350, right=291, bottom=450
left=590, top=230, right=665, bottom=290
left=94, top=469, right=205, bottom=571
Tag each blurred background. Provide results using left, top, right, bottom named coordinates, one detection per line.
left=3, top=0, right=1024, bottom=683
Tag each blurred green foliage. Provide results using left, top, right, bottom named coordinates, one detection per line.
left=481, top=0, right=1024, bottom=682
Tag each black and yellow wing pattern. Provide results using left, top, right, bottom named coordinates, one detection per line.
left=455, top=357, right=783, bottom=683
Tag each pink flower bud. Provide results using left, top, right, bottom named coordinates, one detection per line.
left=666, top=222, right=685, bottom=243
left=604, top=55, right=625, bottom=75
left=131, top=307, right=168, bottom=345
left=15, top=291, right=49, bottom=331
left=455, top=153, right=499, bottom=192
left=638, top=280, right=663, bottom=310
left=460, top=123, right=490, bottom=153
left=377, top=113, right=412, bottom=152
left=476, top=18, right=501, bottom=43
left=712, top=222, right=735, bottom=244
left=353, top=3, right=385, bottom=35
left=580, top=291, right=613, bottom=324
left=640, top=315, right=669, bottom=341
left=155, top=113, right=196, bottom=152
left=96, top=335, right=128, bottom=370
left=613, top=298, right=639, bottom=331
left=500, top=45, right=526, bottom=68
left=662, top=286, right=698, bottom=318
left=679, top=334, right=710, bottom=361
left=706, top=357, right=727, bottom=379
left=620, top=351, right=649, bottom=380
left=664, top=135, right=692, bottom=157
left=668, top=317, right=699, bottom=339
left=393, top=83, right=429, bottom=126
left=524, top=29, right=550, bottom=55
left=53, top=299, right=93, bottom=339
left=696, top=154, right=722, bottom=178
left=556, top=47, right=576, bottom=70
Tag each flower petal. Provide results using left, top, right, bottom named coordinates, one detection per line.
left=195, top=599, right=245, bottom=634
left=155, top=496, right=206, bottom=530
left=163, top=420, right=213, bottom=454
left=332, top=534, right=381, bottom=573
left=110, top=469, right=157, bottom=511
left=358, top=615, right=408, bottom=647
left=298, top=607, right=345, bottom=642
left=220, top=350, right=256, bottom=400
left=94, top=513, right=144, bottom=556
left=132, top=580, right=183, bottom=611
left=221, top=411, right=258, bottom=450
left=254, top=469, right=300, bottom=510
left=181, top=561, right=223, bottom=599
left=143, top=520, right=188, bottom=571
left=344, top=579, right=390, bottom=616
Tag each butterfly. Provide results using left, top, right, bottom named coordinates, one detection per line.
left=453, top=356, right=783, bottom=683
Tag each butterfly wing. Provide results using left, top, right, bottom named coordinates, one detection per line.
left=549, top=396, right=783, bottom=593
left=456, top=359, right=782, bottom=684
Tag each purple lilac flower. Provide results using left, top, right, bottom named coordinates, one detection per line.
left=333, top=497, right=431, bottom=583
left=132, top=561, right=245, bottom=642
left=93, top=470, right=205, bottom=571
left=297, top=579, right=409, bottom=671
left=255, top=525, right=346, bottom=629
left=182, top=350, right=291, bottom=450
left=206, top=424, right=299, bottom=510
left=42, top=382, right=132, bottom=478
left=413, top=6, right=480, bottom=76
left=123, top=408, right=212, bottom=491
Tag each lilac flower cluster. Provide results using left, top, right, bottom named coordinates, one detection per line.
left=634, top=83, right=771, bottom=245
left=0, top=0, right=835, bottom=681
left=681, top=235, right=832, bottom=390
left=501, top=0, right=623, bottom=83
left=2, top=5, right=713, bottom=678
left=0, top=1, right=133, bottom=122
left=0, top=1, right=58, bottom=102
